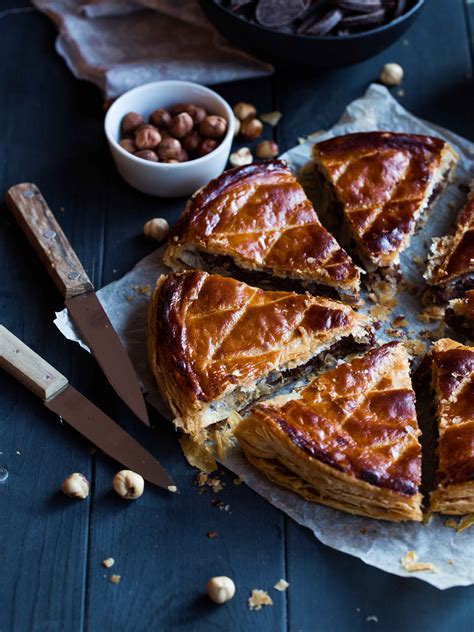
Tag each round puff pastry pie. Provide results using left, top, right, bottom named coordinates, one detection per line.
left=425, top=179, right=474, bottom=304
left=235, top=342, right=423, bottom=522
left=147, top=270, right=374, bottom=436
left=164, top=160, right=361, bottom=304
left=312, top=132, right=458, bottom=274
left=430, top=338, right=474, bottom=515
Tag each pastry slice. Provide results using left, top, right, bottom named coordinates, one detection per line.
left=164, top=160, right=361, bottom=304
left=148, top=270, right=374, bottom=436
left=430, top=338, right=474, bottom=515
left=425, top=180, right=474, bottom=303
left=235, top=342, right=423, bottom=521
left=312, top=132, right=458, bottom=274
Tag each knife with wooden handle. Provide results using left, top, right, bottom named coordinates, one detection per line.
left=6, top=183, right=149, bottom=426
left=0, top=325, right=176, bottom=491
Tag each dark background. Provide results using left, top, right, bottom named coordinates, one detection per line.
left=1, top=1, right=473, bottom=630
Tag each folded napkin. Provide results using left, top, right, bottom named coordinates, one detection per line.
left=33, top=0, right=272, bottom=97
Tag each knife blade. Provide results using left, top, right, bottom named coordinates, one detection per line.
left=0, top=325, right=175, bottom=491
left=6, top=183, right=149, bottom=426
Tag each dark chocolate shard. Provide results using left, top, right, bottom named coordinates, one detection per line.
left=298, top=8, right=343, bottom=35
left=339, top=8, right=386, bottom=27
left=333, top=0, right=382, bottom=12
left=256, top=0, right=309, bottom=27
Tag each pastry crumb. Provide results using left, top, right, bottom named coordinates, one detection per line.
left=179, top=435, right=217, bottom=473
left=274, top=579, right=289, bottom=591
left=447, top=559, right=454, bottom=565
left=392, top=316, right=408, bottom=328
left=248, top=589, right=273, bottom=611
left=131, top=283, right=150, bottom=296
left=260, top=111, right=282, bottom=126
left=400, top=550, right=439, bottom=573
left=110, top=574, right=121, bottom=584
left=366, top=615, right=379, bottom=622
left=417, top=305, right=444, bottom=324
left=102, top=557, right=115, bottom=568
left=207, top=531, right=218, bottom=539
left=444, top=514, right=474, bottom=533
left=233, top=477, right=243, bottom=486
left=404, top=339, right=427, bottom=357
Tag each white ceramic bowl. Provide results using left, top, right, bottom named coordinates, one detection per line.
left=104, top=80, right=235, bottom=197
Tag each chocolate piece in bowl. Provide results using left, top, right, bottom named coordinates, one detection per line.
left=429, top=338, right=474, bottom=515
left=311, top=132, right=458, bottom=277
left=165, top=160, right=362, bottom=304
left=235, top=342, right=423, bottom=522
left=147, top=270, right=374, bottom=436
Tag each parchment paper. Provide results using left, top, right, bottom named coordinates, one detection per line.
left=55, top=85, right=474, bottom=589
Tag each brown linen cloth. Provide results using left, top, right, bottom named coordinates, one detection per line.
left=33, top=0, right=272, bottom=97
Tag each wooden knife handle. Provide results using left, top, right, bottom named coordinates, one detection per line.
left=6, top=183, right=94, bottom=299
left=0, top=325, right=69, bottom=401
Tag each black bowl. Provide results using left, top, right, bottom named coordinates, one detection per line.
left=200, top=0, right=426, bottom=68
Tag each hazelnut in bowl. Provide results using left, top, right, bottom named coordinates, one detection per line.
left=104, top=80, right=235, bottom=197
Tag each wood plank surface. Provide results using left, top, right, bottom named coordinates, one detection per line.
left=0, top=1, right=473, bottom=631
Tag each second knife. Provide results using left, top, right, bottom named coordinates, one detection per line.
left=6, top=183, right=150, bottom=426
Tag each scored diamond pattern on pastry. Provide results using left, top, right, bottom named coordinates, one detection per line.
left=165, top=160, right=360, bottom=301
left=312, top=132, right=458, bottom=269
left=148, top=270, right=372, bottom=435
left=236, top=342, right=423, bottom=521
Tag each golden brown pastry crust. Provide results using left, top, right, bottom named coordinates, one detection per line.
left=148, top=270, right=372, bottom=435
left=430, top=338, right=474, bottom=515
left=164, top=160, right=360, bottom=301
left=425, top=181, right=474, bottom=293
left=236, top=342, right=423, bottom=521
left=312, top=132, right=458, bottom=270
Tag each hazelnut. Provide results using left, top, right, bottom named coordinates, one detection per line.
left=149, top=108, right=172, bottom=129
left=170, top=103, right=190, bottom=115
left=135, top=126, right=162, bottom=150
left=207, top=576, right=236, bottom=604
left=121, top=112, right=145, bottom=136
left=241, top=117, right=263, bottom=140
left=199, top=115, right=227, bottom=140
left=379, top=62, right=404, bottom=86
left=177, top=148, right=189, bottom=162
left=229, top=147, right=253, bottom=167
left=170, top=112, right=194, bottom=138
left=233, top=115, right=241, bottom=137
left=197, top=138, right=218, bottom=157
left=233, top=102, right=257, bottom=121
left=134, top=123, right=157, bottom=135
left=189, top=106, right=207, bottom=125
left=144, top=218, right=169, bottom=242
left=255, top=140, right=279, bottom=159
left=158, top=138, right=182, bottom=160
left=113, top=470, right=144, bottom=500
left=119, top=139, right=137, bottom=154
left=62, top=473, right=89, bottom=499
left=182, top=131, right=202, bottom=153
left=135, top=149, right=158, bottom=162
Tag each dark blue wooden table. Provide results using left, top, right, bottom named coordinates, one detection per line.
left=1, top=1, right=474, bottom=630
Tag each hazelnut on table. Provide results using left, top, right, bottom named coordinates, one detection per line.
left=144, top=218, right=169, bottom=242
left=256, top=140, right=279, bottom=159
left=379, top=62, right=404, bottom=86
left=62, top=473, right=89, bottom=499
left=241, top=117, right=263, bottom=140
left=233, top=102, right=257, bottom=121
left=230, top=147, right=253, bottom=167
left=207, top=576, right=236, bottom=604
left=113, top=470, right=144, bottom=500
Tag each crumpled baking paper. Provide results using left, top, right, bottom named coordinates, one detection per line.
left=32, top=0, right=272, bottom=98
left=55, top=85, right=474, bottom=588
